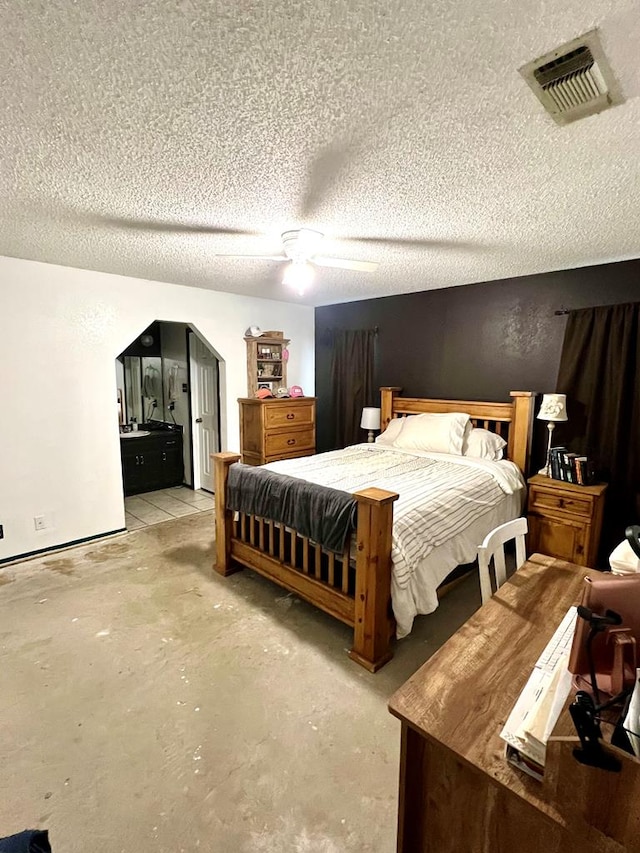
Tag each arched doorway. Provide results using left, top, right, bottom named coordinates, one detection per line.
left=115, top=321, right=222, bottom=529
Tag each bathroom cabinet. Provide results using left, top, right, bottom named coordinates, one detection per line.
left=120, top=429, right=184, bottom=496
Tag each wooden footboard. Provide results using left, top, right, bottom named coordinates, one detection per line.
left=213, top=452, right=399, bottom=672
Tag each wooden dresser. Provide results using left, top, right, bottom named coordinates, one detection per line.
left=238, top=397, right=316, bottom=465
left=527, top=474, right=607, bottom=568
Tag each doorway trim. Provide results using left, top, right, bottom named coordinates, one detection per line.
left=188, top=327, right=223, bottom=492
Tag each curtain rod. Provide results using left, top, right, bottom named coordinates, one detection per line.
left=554, top=309, right=571, bottom=315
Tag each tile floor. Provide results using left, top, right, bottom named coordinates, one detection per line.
left=124, top=486, right=214, bottom=529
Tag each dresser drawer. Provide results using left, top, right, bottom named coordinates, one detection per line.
left=528, top=487, right=591, bottom=518
left=265, top=428, right=315, bottom=457
left=265, top=403, right=315, bottom=430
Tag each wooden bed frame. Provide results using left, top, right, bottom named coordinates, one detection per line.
left=213, top=389, right=536, bottom=672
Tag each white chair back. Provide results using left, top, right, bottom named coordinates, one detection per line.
left=477, top=517, right=528, bottom=604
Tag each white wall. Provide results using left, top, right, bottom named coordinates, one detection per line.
left=0, top=256, right=314, bottom=561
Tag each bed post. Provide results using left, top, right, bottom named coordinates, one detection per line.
left=213, top=452, right=241, bottom=576
left=349, top=487, right=399, bottom=672
left=380, top=386, right=402, bottom=431
left=509, top=391, right=536, bottom=475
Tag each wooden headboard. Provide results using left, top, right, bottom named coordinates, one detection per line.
left=380, top=388, right=537, bottom=475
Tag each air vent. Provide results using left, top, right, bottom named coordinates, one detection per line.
left=519, top=30, right=623, bottom=126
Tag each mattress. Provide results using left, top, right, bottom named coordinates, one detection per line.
left=266, top=443, right=526, bottom=638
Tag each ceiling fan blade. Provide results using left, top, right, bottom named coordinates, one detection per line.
left=341, top=236, right=477, bottom=251
left=299, top=142, right=354, bottom=220
left=313, top=256, right=378, bottom=272
left=213, top=254, right=287, bottom=261
left=88, top=214, right=260, bottom=237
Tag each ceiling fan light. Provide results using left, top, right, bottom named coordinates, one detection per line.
left=297, top=228, right=322, bottom=250
left=283, top=261, right=314, bottom=295
left=282, top=228, right=323, bottom=260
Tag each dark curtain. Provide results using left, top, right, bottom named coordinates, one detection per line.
left=330, top=329, right=376, bottom=448
left=556, top=302, right=640, bottom=562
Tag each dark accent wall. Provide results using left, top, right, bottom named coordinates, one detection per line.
left=315, top=258, right=640, bottom=463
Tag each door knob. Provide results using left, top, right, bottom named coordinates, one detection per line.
left=195, top=417, right=203, bottom=423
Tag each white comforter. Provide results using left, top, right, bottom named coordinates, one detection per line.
left=266, top=444, right=525, bottom=637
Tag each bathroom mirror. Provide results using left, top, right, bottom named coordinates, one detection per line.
left=123, top=356, right=164, bottom=425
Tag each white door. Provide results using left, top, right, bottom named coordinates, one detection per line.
left=190, top=334, right=219, bottom=493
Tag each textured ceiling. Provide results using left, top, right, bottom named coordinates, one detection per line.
left=1, top=0, right=639, bottom=306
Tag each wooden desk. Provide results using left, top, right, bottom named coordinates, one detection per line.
left=388, top=554, right=640, bottom=853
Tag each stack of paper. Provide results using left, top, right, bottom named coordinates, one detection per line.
left=501, top=654, right=573, bottom=779
left=500, top=607, right=578, bottom=780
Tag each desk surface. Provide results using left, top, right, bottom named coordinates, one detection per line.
left=388, top=553, right=597, bottom=818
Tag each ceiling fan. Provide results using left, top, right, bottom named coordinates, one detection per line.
left=59, top=143, right=478, bottom=295
left=214, top=228, right=378, bottom=295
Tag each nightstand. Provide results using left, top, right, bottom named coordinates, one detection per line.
left=527, top=474, right=607, bottom=568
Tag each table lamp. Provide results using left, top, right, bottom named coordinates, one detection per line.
left=537, top=393, right=568, bottom=476
left=360, top=407, right=381, bottom=443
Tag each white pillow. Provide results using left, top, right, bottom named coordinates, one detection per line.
left=375, top=416, right=408, bottom=446
left=462, top=428, right=506, bottom=461
left=393, top=412, right=470, bottom=455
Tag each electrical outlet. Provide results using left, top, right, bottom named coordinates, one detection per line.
left=0, top=524, right=3, bottom=539
left=34, top=515, right=46, bottom=531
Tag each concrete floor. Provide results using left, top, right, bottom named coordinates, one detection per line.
left=0, top=512, right=481, bottom=853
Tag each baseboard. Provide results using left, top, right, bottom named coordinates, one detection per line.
left=0, top=528, right=127, bottom=567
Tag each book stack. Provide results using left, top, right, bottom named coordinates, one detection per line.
left=549, top=447, right=593, bottom=485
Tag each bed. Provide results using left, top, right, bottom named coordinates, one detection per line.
left=213, top=388, right=536, bottom=672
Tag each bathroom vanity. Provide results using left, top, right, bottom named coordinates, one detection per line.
left=120, top=425, right=184, bottom=496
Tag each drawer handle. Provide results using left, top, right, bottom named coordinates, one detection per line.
left=287, top=438, right=296, bottom=445
left=286, top=413, right=295, bottom=420
left=558, top=498, right=565, bottom=508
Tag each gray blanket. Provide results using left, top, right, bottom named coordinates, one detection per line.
left=226, top=463, right=357, bottom=554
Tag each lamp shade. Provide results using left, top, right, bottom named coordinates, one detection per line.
left=360, top=407, right=381, bottom=430
left=537, top=393, right=568, bottom=422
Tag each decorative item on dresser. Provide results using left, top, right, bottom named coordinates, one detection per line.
left=214, top=389, right=536, bottom=672
left=245, top=331, right=290, bottom=398
left=238, top=396, right=316, bottom=465
left=527, top=474, right=607, bottom=568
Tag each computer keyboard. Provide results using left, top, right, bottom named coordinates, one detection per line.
left=535, top=606, right=578, bottom=674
